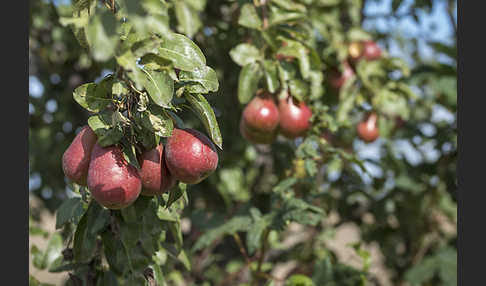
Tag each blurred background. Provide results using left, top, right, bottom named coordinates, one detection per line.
left=29, top=0, right=456, bottom=284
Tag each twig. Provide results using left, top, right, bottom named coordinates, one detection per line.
left=233, top=233, right=252, bottom=265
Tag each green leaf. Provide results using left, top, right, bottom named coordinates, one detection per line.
left=85, top=11, right=119, bottom=61
left=273, top=177, right=297, bottom=193
left=121, top=141, right=141, bottom=170
left=131, top=37, right=163, bottom=58
left=73, top=202, right=109, bottom=263
left=139, top=53, right=173, bottom=70
left=238, top=4, right=262, bottom=30
left=29, top=275, right=55, bottom=286
left=157, top=207, right=178, bottom=222
left=268, top=5, right=305, bottom=26
left=276, top=39, right=311, bottom=79
left=158, top=33, right=206, bottom=71
left=179, top=66, right=219, bottom=94
left=55, top=197, right=84, bottom=229
left=87, top=112, right=124, bottom=147
left=141, top=68, right=174, bottom=108
left=285, top=274, right=315, bottom=286
left=166, top=182, right=187, bottom=209
left=73, top=82, right=112, bottom=113
left=184, top=93, right=223, bottom=149
left=174, top=1, right=202, bottom=38
left=149, top=111, right=174, bottom=137
left=262, top=60, right=280, bottom=93
left=238, top=62, right=263, bottom=104
left=101, top=231, right=129, bottom=275
left=288, top=79, right=309, bottom=101
left=229, top=43, right=262, bottom=66
left=305, top=159, right=318, bottom=177
left=246, top=216, right=270, bottom=255
left=185, top=0, right=207, bottom=11
left=31, top=245, right=46, bottom=270
left=192, top=215, right=253, bottom=252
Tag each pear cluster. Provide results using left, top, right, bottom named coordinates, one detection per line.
left=329, top=40, right=383, bottom=90
left=62, top=126, right=218, bottom=209
left=239, top=92, right=312, bottom=144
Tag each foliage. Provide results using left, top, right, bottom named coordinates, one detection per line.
left=29, top=0, right=456, bottom=285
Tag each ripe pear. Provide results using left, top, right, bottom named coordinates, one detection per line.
left=62, top=125, right=97, bottom=186
left=357, top=112, right=380, bottom=143
left=87, top=143, right=142, bottom=209
left=329, top=61, right=355, bottom=90
left=139, top=144, right=176, bottom=196
left=278, top=96, right=312, bottom=139
left=240, top=92, right=280, bottom=144
left=165, top=128, right=218, bottom=184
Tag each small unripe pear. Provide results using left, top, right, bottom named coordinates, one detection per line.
left=87, top=144, right=142, bottom=209
left=62, top=126, right=97, bottom=186
left=165, top=128, right=218, bottom=184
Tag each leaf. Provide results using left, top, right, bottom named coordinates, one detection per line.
left=305, top=159, right=318, bottom=177
left=271, top=0, right=307, bottom=12
left=285, top=274, right=315, bottom=286
left=288, top=79, right=309, bottom=101
left=158, top=33, right=206, bottom=71
left=141, top=68, right=174, bottom=108
left=101, top=231, right=129, bottom=275
left=166, top=182, right=187, bottom=209
left=55, top=197, right=84, bottom=229
left=229, top=43, right=262, bottom=66
left=73, top=202, right=109, bottom=263
left=85, top=11, right=119, bottom=61
left=184, top=93, right=223, bottom=149
left=73, top=82, right=112, bottom=113
left=273, top=177, right=297, bottom=193
left=131, top=37, right=163, bottom=58
left=238, top=4, right=262, bottom=30
left=157, top=207, right=178, bottom=222
left=88, top=112, right=124, bottom=147
left=179, top=66, right=219, bottom=94
left=262, top=60, right=280, bottom=93
left=238, top=62, right=263, bottom=104
left=185, top=0, right=207, bottom=11
left=268, top=5, right=305, bottom=27
left=246, top=216, right=270, bottom=255
left=121, top=141, right=141, bottom=169
left=276, top=39, right=311, bottom=79
left=31, top=245, right=46, bottom=270
left=174, top=1, right=202, bottom=38
left=192, top=215, right=253, bottom=251
left=139, top=53, right=173, bottom=70
left=29, top=275, right=55, bottom=286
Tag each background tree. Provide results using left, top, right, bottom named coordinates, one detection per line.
left=29, top=0, right=457, bottom=285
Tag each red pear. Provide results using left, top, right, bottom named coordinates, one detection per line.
left=62, top=125, right=97, bottom=186
left=362, top=40, right=382, bottom=60
left=278, top=96, right=312, bottom=139
left=357, top=113, right=380, bottom=143
left=165, top=128, right=218, bottom=184
left=240, top=93, right=280, bottom=144
left=329, top=61, right=355, bottom=90
left=87, top=144, right=142, bottom=209
left=139, top=144, right=176, bottom=196
left=240, top=119, right=276, bottom=144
